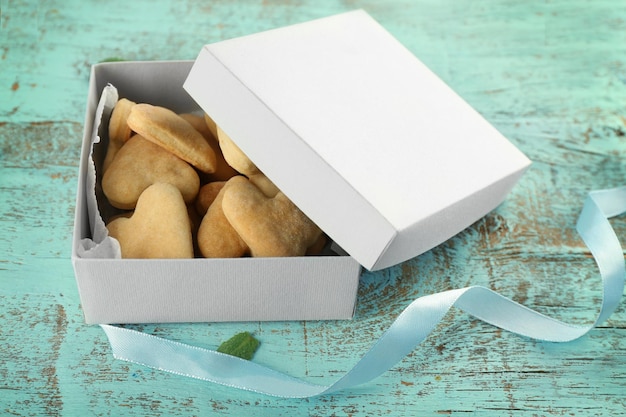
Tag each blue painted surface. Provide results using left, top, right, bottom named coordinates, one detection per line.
left=1, top=0, right=625, bottom=415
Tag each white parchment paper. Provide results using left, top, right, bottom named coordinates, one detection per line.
left=76, top=84, right=122, bottom=259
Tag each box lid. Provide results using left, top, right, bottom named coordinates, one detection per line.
left=183, top=10, right=531, bottom=271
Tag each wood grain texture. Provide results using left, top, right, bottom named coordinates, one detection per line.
left=1, top=0, right=625, bottom=415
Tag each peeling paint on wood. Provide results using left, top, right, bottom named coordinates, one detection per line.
left=1, top=0, right=625, bottom=416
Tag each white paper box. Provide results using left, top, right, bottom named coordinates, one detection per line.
left=184, top=10, right=531, bottom=271
left=72, top=61, right=361, bottom=324
left=72, top=10, right=529, bottom=324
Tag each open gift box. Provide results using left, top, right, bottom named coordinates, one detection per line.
left=71, top=10, right=530, bottom=324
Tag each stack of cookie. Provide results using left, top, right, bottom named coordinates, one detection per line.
left=100, top=98, right=326, bottom=259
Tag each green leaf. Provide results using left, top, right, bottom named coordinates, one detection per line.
left=217, top=332, right=260, bottom=360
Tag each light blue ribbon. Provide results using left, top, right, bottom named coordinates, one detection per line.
left=101, top=186, right=626, bottom=398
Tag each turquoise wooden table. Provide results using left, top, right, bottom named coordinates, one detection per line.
left=1, top=0, right=625, bottom=415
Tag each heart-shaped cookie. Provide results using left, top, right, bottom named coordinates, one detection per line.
left=222, top=177, right=322, bottom=257
left=179, top=113, right=238, bottom=182
left=248, top=173, right=279, bottom=198
left=127, top=103, right=217, bottom=173
left=102, top=134, right=200, bottom=210
left=216, top=126, right=260, bottom=177
left=195, top=181, right=227, bottom=216
left=103, top=98, right=135, bottom=173
left=179, top=113, right=215, bottom=141
left=107, top=183, right=194, bottom=258
left=203, top=113, right=218, bottom=140
left=197, top=176, right=249, bottom=258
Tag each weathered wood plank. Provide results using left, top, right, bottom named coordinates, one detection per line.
left=1, top=0, right=625, bottom=415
